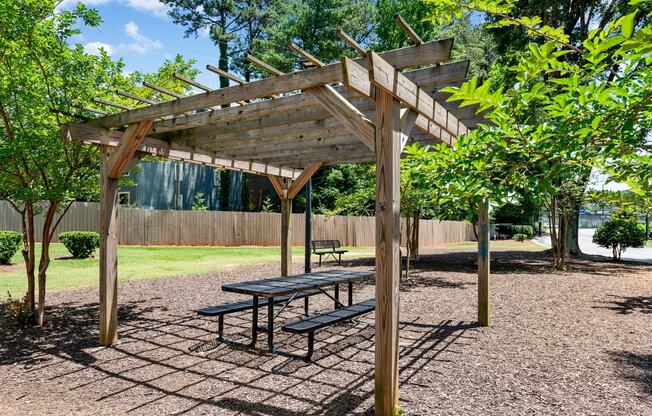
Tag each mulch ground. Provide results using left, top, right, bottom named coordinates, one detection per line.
left=0, top=248, right=650, bottom=416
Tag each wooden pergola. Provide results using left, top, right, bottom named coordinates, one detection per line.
left=65, top=19, right=490, bottom=416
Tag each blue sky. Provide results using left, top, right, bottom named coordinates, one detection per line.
left=59, top=0, right=220, bottom=86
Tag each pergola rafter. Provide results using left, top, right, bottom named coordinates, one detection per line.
left=64, top=18, right=492, bottom=415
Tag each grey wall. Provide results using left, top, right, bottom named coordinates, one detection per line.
left=120, top=160, right=221, bottom=210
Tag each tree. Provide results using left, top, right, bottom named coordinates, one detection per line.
left=593, top=209, right=646, bottom=260
left=0, top=1, right=124, bottom=324
left=459, top=0, right=652, bottom=255
left=255, top=0, right=376, bottom=71
left=376, top=0, right=497, bottom=79
left=417, top=0, right=652, bottom=269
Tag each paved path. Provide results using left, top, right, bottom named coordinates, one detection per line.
left=535, top=228, right=652, bottom=264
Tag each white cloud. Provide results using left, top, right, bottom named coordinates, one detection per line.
left=57, top=0, right=111, bottom=10
left=123, top=0, right=170, bottom=18
left=57, top=0, right=170, bottom=20
left=120, top=21, right=163, bottom=55
left=84, top=41, right=114, bottom=56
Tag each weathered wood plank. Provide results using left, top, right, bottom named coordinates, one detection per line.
left=374, top=88, right=401, bottom=416
left=369, top=51, right=465, bottom=137
left=478, top=199, right=490, bottom=326
left=65, top=123, right=301, bottom=179
left=268, top=175, right=287, bottom=199
left=394, top=14, right=422, bottom=45
left=89, top=39, right=453, bottom=128
left=99, top=146, right=119, bottom=346
left=399, top=109, right=418, bottom=151
left=288, top=162, right=323, bottom=199
left=307, top=85, right=375, bottom=151
left=107, top=119, right=154, bottom=179
left=342, top=54, right=467, bottom=140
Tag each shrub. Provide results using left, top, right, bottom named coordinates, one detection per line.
left=513, top=233, right=528, bottom=242
left=593, top=218, right=646, bottom=260
left=0, top=231, right=22, bottom=265
left=59, top=231, right=100, bottom=259
left=495, top=224, right=535, bottom=238
left=2, top=292, right=33, bottom=325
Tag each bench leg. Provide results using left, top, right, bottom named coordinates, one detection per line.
left=318, top=254, right=322, bottom=267
left=216, top=296, right=258, bottom=348
left=304, top=296, right=309, bottom=316
left=338, top=253, right=342, bottom=265
left=306, top=331, right=314, bottom=361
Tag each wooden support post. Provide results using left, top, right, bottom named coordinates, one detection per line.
left=305, top=178, right=312, bottom=274
left=281, top=196, right=292, bottom=276
left=478, top=198, right=490, bottom=326
left=99, top=145, right=119, bottom=345
left=374, top=88, right=401, bottom=416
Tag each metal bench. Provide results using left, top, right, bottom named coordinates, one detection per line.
left=280, top=299, right=375, bottom=361
left=311, top=239, right=348, bottom=266
left=197, top=289, right=320, bottom=343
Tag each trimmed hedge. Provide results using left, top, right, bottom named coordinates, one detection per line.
left=59, top=231, right=100, bottom=259
left=496, top=224, right=535, bottom=239
left=513, top=233, right=528, bottom=242
left=0, top=231, right=22, bottom=265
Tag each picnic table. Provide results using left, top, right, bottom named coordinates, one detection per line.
left=205, top=269, right=373, bottom=360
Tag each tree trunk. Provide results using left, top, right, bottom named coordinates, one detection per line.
left=646, top=212, right=649, bottom=239
left=36, top=201, right=58, bottom=326
left=23, top=203, right=36, bottom=318
left=567, top=207, right=581, bottom=255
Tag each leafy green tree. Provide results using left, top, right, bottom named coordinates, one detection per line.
left=255, top=0, right=376, bottom=71
left=593, top=209, right=646, bottom=260
left=376, top=0, right=497, bottom=79
left=416, top=0, right=652, bottom=269
left=0, top=0, right=125, bottom=324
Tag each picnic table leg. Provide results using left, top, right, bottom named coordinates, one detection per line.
left=334, top=284, right=340, bottom=309
left=249, top=296, right=259, bottom=347
left=348, top=281, right=353, bottom=306
left=304, top=297, right=309, bottom=316
left=267, top=297, right=275, bottom=352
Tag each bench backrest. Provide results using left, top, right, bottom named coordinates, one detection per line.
left=311, top=240, right=341, bottom=251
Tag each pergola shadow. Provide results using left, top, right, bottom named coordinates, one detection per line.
left=0, top=301, right=477, bottom=415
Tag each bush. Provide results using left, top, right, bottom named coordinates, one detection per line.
left=0, top=231, right=22, bottom=265
left=59, top=231, right=100, bottom=259
left=2, top=292, right=33, bottom=325
left=593, top=218, right=646, bottom=260
left=495, top=224, right=535, bottom=238
left=513, top=233, right=528, bottom=242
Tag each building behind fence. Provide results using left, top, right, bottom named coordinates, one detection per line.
left=0, top=202, right=475, bottom=247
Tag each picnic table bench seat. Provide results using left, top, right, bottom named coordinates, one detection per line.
left=280, top=298, right=375, bottom=361
left=311, top=240, right=348, bottom=266
left=197, top=289, right=321, bottom=340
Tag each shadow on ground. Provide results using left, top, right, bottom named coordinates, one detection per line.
left=0, top=298, right=475, bottom=415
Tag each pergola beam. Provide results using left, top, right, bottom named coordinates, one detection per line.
left=149, top=61, right=467, bottom=137
left=89, top=39, right=453, bottom=129
left=246, top=52, right=377, bottom=152
left=394, top=14, right=423, bottom=45
left=65, top=123, right=301, bottom=179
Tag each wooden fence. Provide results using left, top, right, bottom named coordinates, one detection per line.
left=0, top=201, right=474, bottom=247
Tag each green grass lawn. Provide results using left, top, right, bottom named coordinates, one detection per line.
left=0, top=244, right=375, bottom=298
left=447, top=239, right=546, bottom=252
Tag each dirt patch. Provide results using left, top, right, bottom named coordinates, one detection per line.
left=0, top=248, right=650, bottom=415
left=0, top=263, right=22, bottom=273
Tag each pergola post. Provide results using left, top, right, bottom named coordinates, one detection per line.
left=478, top=198, right=490, bottom=326
left=281, top=195, right=293, bottom=277
left=99, top=145, right=119, bottom=345
left=374, top=88, right=402, bottom=416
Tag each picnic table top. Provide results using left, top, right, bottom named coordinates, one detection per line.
left=222, top=269, right=373, bottom=297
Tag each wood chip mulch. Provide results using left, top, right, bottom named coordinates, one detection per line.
left=0, top=248, right=650, bottom=415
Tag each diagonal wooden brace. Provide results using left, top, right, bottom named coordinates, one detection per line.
left=107, top=119, right=154, bottom=179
